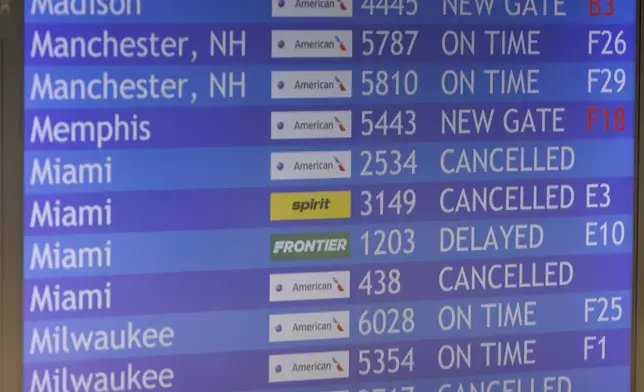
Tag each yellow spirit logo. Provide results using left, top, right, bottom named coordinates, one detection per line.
left=271, top=191, right=351, bottom=221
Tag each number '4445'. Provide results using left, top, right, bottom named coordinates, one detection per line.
left=361, top=0, right=418, bottom=15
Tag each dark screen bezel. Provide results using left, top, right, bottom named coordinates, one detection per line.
left=1, top=0, right=23, bottom=390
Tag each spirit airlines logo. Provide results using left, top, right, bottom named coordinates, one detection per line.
left=271, top=151, right=351, bottom=180
left=271, top=191, right=351, bottom=221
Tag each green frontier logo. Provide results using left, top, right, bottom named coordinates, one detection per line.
left=271, top=232, right=350, bottom=261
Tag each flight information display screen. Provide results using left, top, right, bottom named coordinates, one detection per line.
left=23, top=1, right=636, bottom=392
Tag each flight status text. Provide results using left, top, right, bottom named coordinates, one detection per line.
left=23, top=1, right=635, bottom=392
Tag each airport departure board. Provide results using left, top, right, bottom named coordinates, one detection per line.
left=23, top=1, right=636, bottom=392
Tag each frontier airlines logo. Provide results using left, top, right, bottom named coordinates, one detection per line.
left=271, top=232, right=350, bottom=261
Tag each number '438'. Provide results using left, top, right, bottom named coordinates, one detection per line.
left=361, top=0, right=418, bottom=15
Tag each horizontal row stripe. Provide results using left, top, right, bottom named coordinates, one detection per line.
left=22, top=329, right=630, bottom=391
left=24, top=254, right=632, bottom=320
left=24, top=0, right=637, bottom=24
left=23, top=140, right=634, bottom=192
left=23, top=211, right=633, bottom=275
left=23, top=211, right=633, bottom=257
left=24, top=62, right=636, bottom=108
left=23, top=102, right=636, bottom=151
left=24, top=290, right=630, bottom=362
left=24, top=25, right=636, bottom=66
left=232, top=367, right=631, bottom=392
left=23, top=183, right=634, bottom=234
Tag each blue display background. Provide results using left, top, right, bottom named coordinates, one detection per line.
left=24, top=1, right=636, bottom=391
